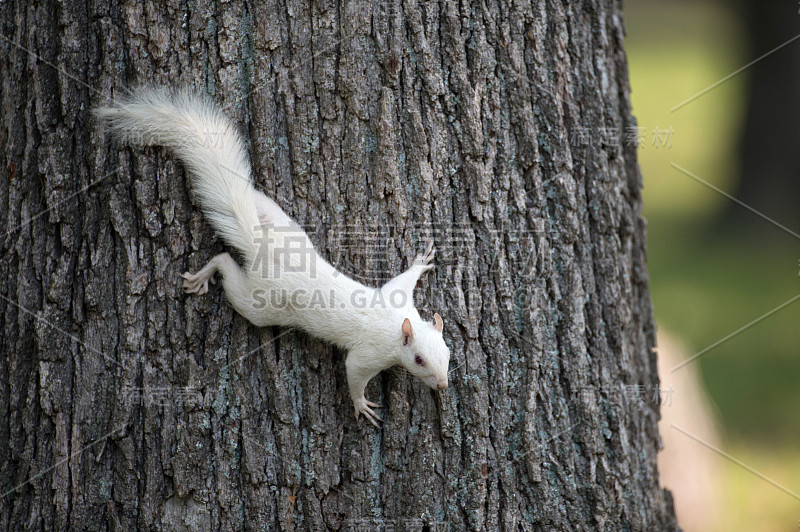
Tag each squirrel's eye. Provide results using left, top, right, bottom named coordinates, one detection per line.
left=414, top=354, right=424, bottom=366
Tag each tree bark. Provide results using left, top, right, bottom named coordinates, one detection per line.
left=0, top=0, right=678, bottom=530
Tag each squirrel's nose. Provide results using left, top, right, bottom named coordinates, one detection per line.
left=437, top=378, right=448, bottom=390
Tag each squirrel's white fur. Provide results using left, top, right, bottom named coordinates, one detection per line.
left=96, top=88, right=450, bottom=426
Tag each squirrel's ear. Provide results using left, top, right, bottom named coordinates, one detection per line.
left=402, top=318, right=414, bottom=346
left=433, top=313, right=443, bottom=333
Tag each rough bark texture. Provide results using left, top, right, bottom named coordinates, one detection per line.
left=0, top=0, right=678, bottom=530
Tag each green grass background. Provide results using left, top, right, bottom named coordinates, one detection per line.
left=626, top=1, right=800, bottom=530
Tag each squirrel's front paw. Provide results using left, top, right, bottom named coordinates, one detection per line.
left=413, top=241, right=435, bottom=272
left=353, top=396, right=382, bottom=428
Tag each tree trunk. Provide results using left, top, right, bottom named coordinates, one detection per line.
left=0, top=0, right=678, bottom=530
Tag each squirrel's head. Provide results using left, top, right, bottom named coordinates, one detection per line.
left=400, top=314, right=450, bottom=390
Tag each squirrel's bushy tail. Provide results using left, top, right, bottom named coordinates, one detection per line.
left=96, top=88, right=260, bottom=260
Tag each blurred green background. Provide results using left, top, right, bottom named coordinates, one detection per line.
left=626, top=0, right=800, bottom=530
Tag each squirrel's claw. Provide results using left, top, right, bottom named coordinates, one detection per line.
left=181, top=271, right=210, bottom=295
left=354, top=397, right=383, bottom=427
left=363, top=409, right=382, bottom=428
left=413, top=242, right=436, bottom=270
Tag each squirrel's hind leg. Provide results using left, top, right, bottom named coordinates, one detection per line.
left=182, top=253, right=270, bottom=326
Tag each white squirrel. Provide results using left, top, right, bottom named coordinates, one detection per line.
left=96, top=88, right=450, bottom=426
